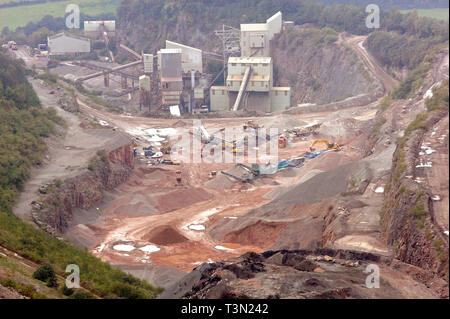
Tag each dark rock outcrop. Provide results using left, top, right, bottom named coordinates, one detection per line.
left=32, top=141, right=134, bottom=234
left=159, top=249, right=421, bottom=299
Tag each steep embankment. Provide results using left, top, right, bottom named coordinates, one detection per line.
left=272, top=27, right=376, bottom=105
left=32, top=145, right=134, bottom=235
left=380, top=79, right=449, bottom=297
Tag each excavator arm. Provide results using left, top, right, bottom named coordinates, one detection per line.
left=310, top=139, right=341, bottom=151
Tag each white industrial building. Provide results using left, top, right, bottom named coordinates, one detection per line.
left=158, top=48, right=183, bottom=106
left=210, top=12, right=290, bottom=113
left=240, top=12, right=282, bottom=57
left=47, top=33, right=91, bottom=55
left=210, top=56, right=290, bottom=113
left=166, top=40, right=202, bottom=75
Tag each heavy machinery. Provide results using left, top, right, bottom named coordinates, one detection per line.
left=161, top=159, right=180, bottom=165
left=237, top=163, right=260, bottom=176
left=278, top=136, right=287, bottom=149
left=243, top=120, right=262, bottom=130
left=309, top=139, right=341, bottom=152
left=290, top=123, right=321, bottom=137
left=143, top=146, right=155, bottom=157
left=176, top=170, right=182, bottom=185
left=160, top=141, right=171, bottom=155
left=8, top=41, right=17, bottom=50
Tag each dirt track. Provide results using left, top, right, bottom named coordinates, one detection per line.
left=344, top=35, right=399, bottom=94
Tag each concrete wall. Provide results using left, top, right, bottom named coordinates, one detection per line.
left=227, top=57, right=272, bottom=92
left=243, top=92, right=271, bottom=113
left=271, top=88, right=291, bottom=112
left=160, top=49, right=182, bottom=78
left=240, top=12, right=282, bottom=57
left=240, top=29, right=269, bottom=57
left=48, top=34, right=90, bottom=54
left=210, top=86, right=229, bottom=111
left=166, top=41, right=202, bottom=74
left=162, top=91, right=182, bottom=106
left=266, top=12, right=282, bottom=39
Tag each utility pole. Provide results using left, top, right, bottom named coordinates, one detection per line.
left=214, top=25, right=241, bottom=83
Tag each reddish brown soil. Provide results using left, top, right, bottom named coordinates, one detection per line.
left=143, top=226, right=188, bottom=245
left=157, top=188, right=212, bottom=212
left=223, top=221, right=287, bottom=248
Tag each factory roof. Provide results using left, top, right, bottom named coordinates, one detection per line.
left=48, top=32, right=90, bottom=42
left=166, top=40, right=202, bottom=53
left=240, top=23, right=269, bottom=32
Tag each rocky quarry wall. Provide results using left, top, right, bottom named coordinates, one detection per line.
left=381, top=111, right=449, bottom=297
left=32, top=143, right=134, bottom=235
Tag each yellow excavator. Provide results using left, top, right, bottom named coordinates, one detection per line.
left=310, top=139, right=341, bottom=152
left=160, top=141, right=171, bottom=154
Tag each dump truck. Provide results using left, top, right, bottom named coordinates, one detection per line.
left=310, top=139, right=341, bottom=152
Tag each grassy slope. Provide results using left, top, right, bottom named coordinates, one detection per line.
left=0, top=0, right=120, bottom=31
left=400, top=8, right=449, bottom=21
left=0, top=50, right=162, bottom=299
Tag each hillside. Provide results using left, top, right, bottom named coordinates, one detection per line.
left=0, top=50, right=162, bottom=299
left=272, top=27, right=375, bottom=105
left=0, top=0, right=120, bottom=31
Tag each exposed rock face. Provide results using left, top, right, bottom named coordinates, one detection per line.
left=0, top=284, right=26, bottom=299
left=32, top=143, right=134, bottom=234
left=272, top=27, right=378, bottom=105
left=381, top=111, right=449, bottom=295
left=108, top=143, right=135, bottom=169
left=160, top=249, right=435, bottom=299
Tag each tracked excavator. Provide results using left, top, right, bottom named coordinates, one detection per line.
left=309, top=139, right=341, bottom=152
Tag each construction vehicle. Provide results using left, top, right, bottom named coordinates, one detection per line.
left=8, top=41, right=17, bottom=50
left=310, top=139, right=341, bottom=152
left=221, top=171, right=253, bottom=183
left=143, top=146, right=155, bottom=157
left=160, top=141, right=171, bottom=154
left=243, top=120, right=262, bottom=130
left=161, top=159, right=180, bottom=165
left=176, top=170, right=182, bottom=184
left=290, top=123, right=321, bottom=137
left=237, top=163, right=260, bottom=176
left=278, top=136, right=287, bottom=149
